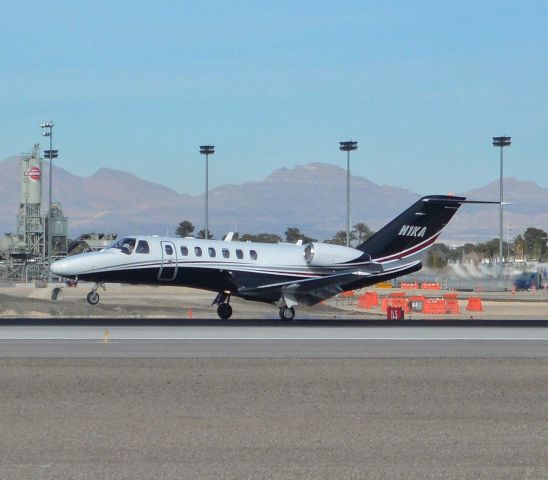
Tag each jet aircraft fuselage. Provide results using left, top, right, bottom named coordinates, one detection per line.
left=51, top=195, right=466, bottom=320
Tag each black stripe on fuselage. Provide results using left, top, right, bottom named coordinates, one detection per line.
left=76, top=266, right=320, bottom=293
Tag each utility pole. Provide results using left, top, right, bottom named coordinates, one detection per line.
left=199, top=145, right=214, bottom=239
left=339, top=140, right=358, bottom=247
left=492, top=136, right=511, bottom=277
left=41, top=121, right=58, bottom=281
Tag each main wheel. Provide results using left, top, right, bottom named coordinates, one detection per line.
left=87, top=291, right=100, bottom=305
left=279, top=306, right=295, bottom=321
left=217, top=303, right=233, bottom=320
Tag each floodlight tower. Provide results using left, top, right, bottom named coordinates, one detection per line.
left=41, top=121, right=58, bottom=280
left=339, top=140, right=358, bottom=247
left=492, top=136, right=511, bottom=277
left=199, top=145, right=215, bottom=239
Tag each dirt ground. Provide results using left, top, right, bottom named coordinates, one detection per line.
left=0, top=284, right=546, bottom=319
left=1, top=358, right=547, bottom=479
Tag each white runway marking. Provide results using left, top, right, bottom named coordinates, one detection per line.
left=1, top=326, right=548, bottom=341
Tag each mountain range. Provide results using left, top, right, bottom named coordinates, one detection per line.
left=1, top=156, right=547, bottom=244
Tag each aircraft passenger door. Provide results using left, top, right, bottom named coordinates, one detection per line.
left=158, top=241, right=178, bottom=281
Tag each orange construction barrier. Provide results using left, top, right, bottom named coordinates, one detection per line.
left=400, top=282, right=419, bottom=289
left=341, top=290, right=355, bottom=298
left=422, top=299, right=446, bottom=314
left=443, top=293, right=460, bottom=314
left=367, top=291, right=379, bottom=306
left=390, top=292, right=406, bottom=298
left=357, top=291, right=379, bottom=309
left=357, top=295, right=369, bottom=309
left=421, top=282, right=441, bottom=290
left=466, top=297, right=483, bottom=312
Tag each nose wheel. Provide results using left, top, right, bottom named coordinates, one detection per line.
left=86, top=291, right=100, bottom=305
left=86, top=282, right=105, bottom=305
left=279, top=306, right=295, bottom=321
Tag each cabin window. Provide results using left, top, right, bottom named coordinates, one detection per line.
left=222, top=248, right=230, bottom=259
left=180, top=246, right=188, bottom=256
left=250, top=250, right=258, bottom=260
left=208, top=247, right=216, bottom=258
left=135, top=240, right=149, bottom=254
left=165, top=244, right=173, bottom=255
left=194, top=246, right=202, bottom=257
left=236, top=249, right=244, bottom=259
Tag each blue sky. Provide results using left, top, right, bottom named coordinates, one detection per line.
left=1, top=1, right=546, bottom=195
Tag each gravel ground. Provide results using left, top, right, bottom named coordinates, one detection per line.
left=1, top=358, right=547, bottom=479
left=0, top=286, right=347, bottom=320
left=1, top=285, right=547, bottom=320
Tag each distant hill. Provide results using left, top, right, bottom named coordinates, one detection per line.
left=454, top=178, right=548, bottom=243
left=1, top=156, right=546, bottom=243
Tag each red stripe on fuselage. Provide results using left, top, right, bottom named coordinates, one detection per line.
left=374, top=233, right=440, bottom=263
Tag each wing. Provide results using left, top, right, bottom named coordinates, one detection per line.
left=237, top=264, right=383, bottom=307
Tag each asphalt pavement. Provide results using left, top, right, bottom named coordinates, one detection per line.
left=1, top=321, right=547, bottom=357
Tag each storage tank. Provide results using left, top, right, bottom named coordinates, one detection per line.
left=0, top=235, right=26, bottom=254
left=20, top=146, right=42, bottom=205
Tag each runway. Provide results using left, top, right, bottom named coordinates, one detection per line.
left=1, top=321, right=547, bottom=357
left=2, top=322, right=548, bottom=478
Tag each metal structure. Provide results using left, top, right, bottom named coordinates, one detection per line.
left=199, top=145, right=215, bottom=239
left=68, top=233, right=118, bottom=255
left=0, top=145, right=46, bottom=281
left=41, top=121, right=58, bottom=280
left=339, top=140, right=358, bottom=247
left=17, top=145, right=45, bottom=258
left=0, top=142, right=68, bottom=282
left=48, top=203, right=68, bottom=259
left=492, top=136, right=511, bottom=276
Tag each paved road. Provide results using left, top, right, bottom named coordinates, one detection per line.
left=1, top=322, right=547, bottom=357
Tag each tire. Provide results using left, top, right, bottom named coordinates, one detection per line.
left=87, top=291, right=100, bottom=305
left=279, top=306, right=295, bottom=321
left=217, top=303, right=233, bottom=320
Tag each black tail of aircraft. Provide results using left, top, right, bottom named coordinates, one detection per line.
left=358, top=195, right=466, bottom=262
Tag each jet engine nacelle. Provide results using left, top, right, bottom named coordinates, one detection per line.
left=303, top=242, right=363, bottom=266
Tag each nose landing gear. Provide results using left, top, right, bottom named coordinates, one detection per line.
left=86, top=282, right=105, bottom=305
left=87, top=290, right=100, bottom=305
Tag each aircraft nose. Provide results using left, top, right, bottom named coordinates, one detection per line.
left=50, top=258, right=76, bottom=277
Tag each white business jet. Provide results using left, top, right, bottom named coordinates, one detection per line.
left=51, top=195, right=466, bottom=320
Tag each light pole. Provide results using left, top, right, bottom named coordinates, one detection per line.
left=339, top=140, right=358, bottom=247
left=492, top=136, right=511, bottom=277
left=199, top=145, right=214, bottom=239
left=41, top=121, right=58, bottom=280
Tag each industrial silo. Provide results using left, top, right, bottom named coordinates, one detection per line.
left=16, top=144, right=46, bottom=259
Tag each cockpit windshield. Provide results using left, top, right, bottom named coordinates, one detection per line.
left=107, top=237, right=136, bottom=255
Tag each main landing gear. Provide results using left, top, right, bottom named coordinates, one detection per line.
left=86, top=282, right=105, bottom=305
left=213, top=291, right=232, bottom=320
left=279, top=306, right=295, bottom=321
left=217, top=303, right=233, bottom=320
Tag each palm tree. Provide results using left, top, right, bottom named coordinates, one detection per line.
left=352, top=222, right=374, bottom=245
